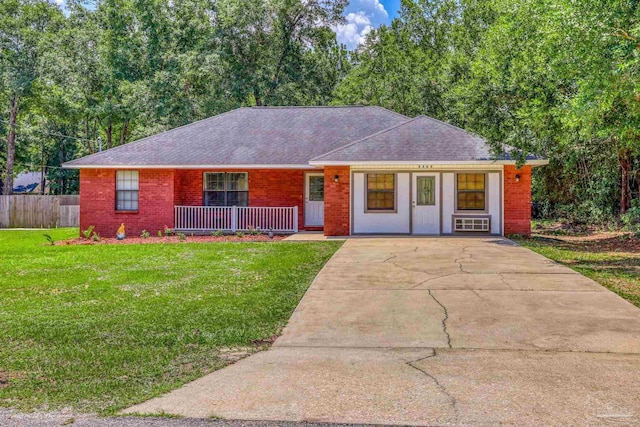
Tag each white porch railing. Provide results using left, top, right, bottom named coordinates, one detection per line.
left=174, top=206, right=298, bottom=233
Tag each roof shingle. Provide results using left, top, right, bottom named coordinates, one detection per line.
left=63, top=106, right=410, bottom=167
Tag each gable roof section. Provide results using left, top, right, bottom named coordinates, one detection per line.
left=63, top=106, right=410, bottom=168
left=311, top=115, right=500, bottom=164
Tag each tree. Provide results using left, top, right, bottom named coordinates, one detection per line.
left=0, top=0, right=62, bottom=194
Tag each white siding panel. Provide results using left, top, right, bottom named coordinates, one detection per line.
left=442, top=173, right=455, bottom=234
left=488, top=172, right=501, bottom=235
left=353, top=172, right=410, bottom=234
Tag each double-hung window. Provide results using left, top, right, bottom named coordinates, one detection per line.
left=457, top=173, right=485, bottom=211
left=366, top=173, right=395, bottom=211
left=116, top=170, right=139, bottom=211
left=203, top=172, right=248, bottom=206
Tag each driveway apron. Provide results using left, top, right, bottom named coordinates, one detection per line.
left=124, top=238, right=640, bottom=426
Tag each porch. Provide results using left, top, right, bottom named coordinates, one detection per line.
left=174, top=205, right=299, bottom=234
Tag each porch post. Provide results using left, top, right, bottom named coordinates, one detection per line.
left=231, top=205, right=238, bottom=232
left=293, top=206, right=299, bottom=232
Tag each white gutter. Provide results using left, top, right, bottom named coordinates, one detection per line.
left=309, top=160, right=550, bottom=167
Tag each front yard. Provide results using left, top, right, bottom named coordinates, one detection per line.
left=516, top=229, right=640, bottom=308
left=0, top=229, right=341, bottom=414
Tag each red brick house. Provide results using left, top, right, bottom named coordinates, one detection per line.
left=63, top=106, right=547, bottom=237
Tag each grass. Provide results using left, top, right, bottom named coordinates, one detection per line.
left=516, top=234, right=640, bottom=308
left=0, top=229, right=342, bottom=414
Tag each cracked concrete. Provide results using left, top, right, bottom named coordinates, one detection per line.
left=124, top=237, right=640, bottom=426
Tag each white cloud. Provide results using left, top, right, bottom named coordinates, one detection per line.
left=334, top=0, right=389, bottom=49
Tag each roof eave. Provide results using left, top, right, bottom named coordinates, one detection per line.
left=62, top=163, right=318, bottom=170
left=308, top=159, right=550, bottom=167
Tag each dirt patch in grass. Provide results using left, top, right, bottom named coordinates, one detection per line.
left=531, top=227, right=640, bottom=254
left=56, top=234, right=286, bottom=246
left=517, top=232, right=640, bottom=308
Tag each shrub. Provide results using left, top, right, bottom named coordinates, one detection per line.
left=158, top=230, right=162, bottom=237
left=211, top=230, right=224, bottom=237
left=177, top=232, right=187, bottom=242
left=164, top=226, right=173, bottom=236
left=82, top=226, right=95, bottom=239
left=140, top=230, right=150, bottom=239
left=621, top=201, right=640, bottom=232
left=91, top=232, right=101, bottom=242
left=235, top=231, right=245, bottom=238
left=247, top=226, right=261, bottom=236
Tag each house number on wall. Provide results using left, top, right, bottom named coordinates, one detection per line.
left=417, top=165, right=433, bottom=169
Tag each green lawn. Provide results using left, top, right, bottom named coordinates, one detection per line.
left=0, top=229, right=341, bottom=414
left=517, top=235, right=640, bottom=308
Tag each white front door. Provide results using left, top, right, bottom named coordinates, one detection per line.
left=412, top=173, right=440, bottom=234
left=305, top=173, right=324, bottom=226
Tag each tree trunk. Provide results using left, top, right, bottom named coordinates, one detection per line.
left=3, top=94, right=19, bottom=195
left=254, top=88, right=263, bottom=106
left=105, top=118, right=113, bottom=149
left=620, top=151, right=631, bottom=214
left=120, top=120, right=129, bottom=146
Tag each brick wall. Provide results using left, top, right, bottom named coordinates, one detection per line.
left=174, top=169, right=306, bottom=228
left=80, top=168, right=175, bottom=237
left=504, top=165, right=532, bottom=236
left=81, top=168, right=311, bottom=236
left=324, top=166, right=350, bottom=236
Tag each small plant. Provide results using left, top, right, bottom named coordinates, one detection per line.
left=235, top=231, right=245, bottom=238
left=91, top=232, right=101, bottom=242
left=140, top=230, right=150, bottom=239
left=82, top=225, right=95, bottom=239
left=158, top=230, right=162, bottom=237
left=211, top=230, right=224, bottom=237
left=177, top=232, right=187, bottom=242
left=43, top=234, right=55, bottom=246
left=164, top=225, right=173, bottom=236
left=247, top=226, right=261, bottom=236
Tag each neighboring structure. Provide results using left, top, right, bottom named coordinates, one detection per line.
left=12, top=172, right=46, bottom=194
left=63, top=106, right=547, bottom=237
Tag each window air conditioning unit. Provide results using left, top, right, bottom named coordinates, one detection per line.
left=454, top=216, right=490, bottom=232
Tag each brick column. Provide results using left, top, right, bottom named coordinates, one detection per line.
left=503, top=165, right=532, bottom=236
left=324, top=166, right=350, bottom=236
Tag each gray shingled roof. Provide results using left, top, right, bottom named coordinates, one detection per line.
left=311, top=116, right=500, bottom=163
left=63, top=106, right=410, bottom=167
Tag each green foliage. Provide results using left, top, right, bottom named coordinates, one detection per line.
left=246, top=227, right=261, bottom=236
left=176, top=232, right=186, bottom=242
left=157, top=230, right=162, bottom=237
left=235, top=231, right=245, bottom=238
left=211, top=230, right=224, bottom=237
left=42, top=234, right=55, bottom=246
left=140, top=230, right=150, bottom=239
left=81, top=225, right=94, bottom=239
left=90, top=231, right=100, bottom=242
left=622, top=201, right=640, bottom=232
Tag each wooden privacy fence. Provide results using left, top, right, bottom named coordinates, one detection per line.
left=0, top=195, right=79, bottom=228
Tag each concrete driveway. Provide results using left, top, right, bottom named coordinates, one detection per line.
left=124, top=238, right=640, bottom=426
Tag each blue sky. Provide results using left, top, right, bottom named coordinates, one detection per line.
left=335, top=0, right=400, bottom=49
left=52, top=0, right=400, bottom=50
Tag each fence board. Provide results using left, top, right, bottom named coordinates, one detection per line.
left=0, top=195, right=79, bottom=228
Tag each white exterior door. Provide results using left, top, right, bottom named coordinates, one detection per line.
left=412, top=173, right=440, bottom=234
left=305, top=173, right=324, bottom=226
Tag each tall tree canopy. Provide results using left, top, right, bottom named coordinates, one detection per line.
left=0, top=0, right=349, bottom=194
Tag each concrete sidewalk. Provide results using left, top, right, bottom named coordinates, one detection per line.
left=124, top=238, right=640, bottom=426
